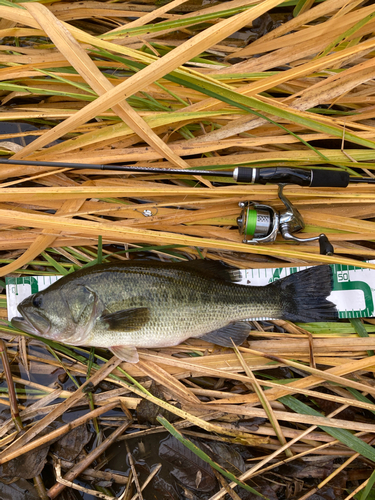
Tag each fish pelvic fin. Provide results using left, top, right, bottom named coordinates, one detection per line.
left=110, top=345, right=139, bottom=363
left=270, top=265, right=338, bottom=323
left=198, top=322, right=250, bottom=347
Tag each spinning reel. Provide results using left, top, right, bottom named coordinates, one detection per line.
left=237, top=184, right=333, bottom=254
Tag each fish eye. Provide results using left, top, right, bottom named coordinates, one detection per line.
left=32, top=295, right=43, bottom=308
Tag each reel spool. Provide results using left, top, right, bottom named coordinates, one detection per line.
left=237, top=202, right=279, bottom=244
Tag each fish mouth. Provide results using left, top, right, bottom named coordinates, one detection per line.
left=12, top=306, right=51, bottom=337
left=11, top=315, right=41, bottom=335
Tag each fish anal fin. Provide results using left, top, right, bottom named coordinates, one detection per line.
left=198, top=322, right=250, bottom=347
left=100, top=307, right=149, bottom=331
left=110, top=345, right=139, bottom=363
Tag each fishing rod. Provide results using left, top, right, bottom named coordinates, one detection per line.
left=2, top=158, right=372, bottom=251
left=2, top=158, right=375, bottom=186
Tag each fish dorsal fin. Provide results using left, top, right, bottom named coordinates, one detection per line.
left=110, top=345, right=139, bottom=363
left=198, top=322, right=250, bottom=347
left=100, top=307, right=150, bottom=331
left=179, top=260, right=242, bottom=283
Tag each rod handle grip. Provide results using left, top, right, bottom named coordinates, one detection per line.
left=234, top=167, right=350, bottom=187
left=310, top=170, right=349, bottom=187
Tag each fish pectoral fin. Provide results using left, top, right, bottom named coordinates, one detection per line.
left=109, top=345, right=139, bottom=363
left=99, top=307, right=150, bottom=332
left=198, top=322, right=250, bottom=347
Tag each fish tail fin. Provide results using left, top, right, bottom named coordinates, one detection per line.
left=270, top=265, right=338, bottom=322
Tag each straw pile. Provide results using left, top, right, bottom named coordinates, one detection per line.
left=0, top=1, right=375, bottom=499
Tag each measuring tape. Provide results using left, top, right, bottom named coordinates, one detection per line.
left=5, top=263, right=375, bottom=322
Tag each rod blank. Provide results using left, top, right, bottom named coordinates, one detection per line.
left=0, top=158, right=232, bottom=177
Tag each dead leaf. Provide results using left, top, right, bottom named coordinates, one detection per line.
left=136, top=382, right=180, bottom=425
left=0, top=478, right=40, bottom=500
left=159, top=435, right=217, bottom=493
left=51, top=424, right=92, bottom=461
left=0, top=443, right=49, bottom=482
left=201, top=441, right=246, bottom=476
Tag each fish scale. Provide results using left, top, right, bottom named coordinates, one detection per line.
left=11, top=260, right=337, bottom=363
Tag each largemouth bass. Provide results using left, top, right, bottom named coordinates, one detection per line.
left=11, top=260, right=337, bottom=363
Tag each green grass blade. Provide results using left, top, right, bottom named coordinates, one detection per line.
left=176, top=72, right=375, bottom=152
left=0, top=81, right=94, bottom=101
left=346, top=389, right=375, bottom=416
left=87, top=347, right=101, bottom=439
left=99, top=6, right=253, bottom=40
left=320, top=10, right=375, bottom=58
left=41, top=251, right=70, bottom=275
left=360, top=469, right=375, bottom=500
left=45, top=344, right=79, bottom=389
left=293, top=0, right=311, bottom=17
left=281, top=395, right=375, bottom=462
left=97, top=236, right=102, bottom=265
left=35, top=68, right=98, bottom=95
left=0, top=0, right=24, bottom=8
left=350, top=319, right=374, bottom=356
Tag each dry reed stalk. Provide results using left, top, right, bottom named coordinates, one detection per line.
left=125, top=442, right=143, bottom=500
left=136, top=359, right=201, bottom=404
left=232, top=342, right=293, bottom=456
left=206, top=352, right=375, bottom=405
left=25, top=3, right=197, bottom=174
left=53, top=463, right=114, bottom=500
left=188, top=404, right=375, bottom=433
left=1, top=207, right=375, bottom=274
left=0, top=340, right=23, bottom=433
